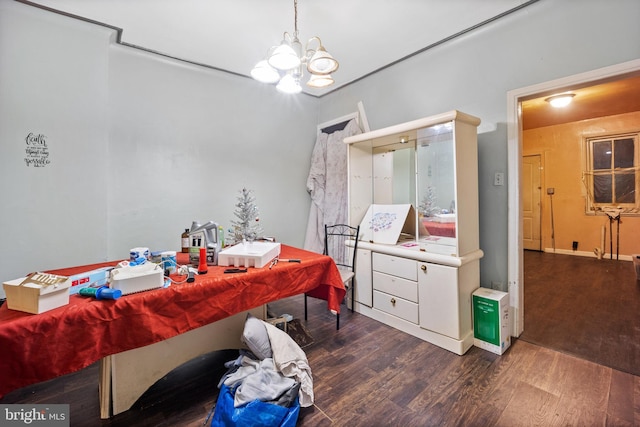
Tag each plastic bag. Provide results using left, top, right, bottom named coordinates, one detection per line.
left=210, top=384, right=300, bottom=427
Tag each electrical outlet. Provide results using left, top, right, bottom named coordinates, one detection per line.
left=494, top=172, right=504, bottom=186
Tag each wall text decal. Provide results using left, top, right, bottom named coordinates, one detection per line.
left=24, top=133, right=50, bottom=167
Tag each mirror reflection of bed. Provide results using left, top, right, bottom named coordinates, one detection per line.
left=375, top=124, right=458, bottom=243
left=421, top=214, right=456, bottom=238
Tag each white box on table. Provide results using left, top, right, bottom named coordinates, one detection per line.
left=218, top=242, right=281, bottom=268
left=3, top=272, right=71, bottom=314
left=473, top=288, right=510, bottom=355
left=109, top=263, right=165, bottom=295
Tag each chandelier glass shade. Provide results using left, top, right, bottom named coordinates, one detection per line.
left=268, top=38, right=301, bottom=71
left=251, top=0, right=338, bottom=93
left=306, top=73, right=334, bottom=88
left=250, top=59, right=281, bottom=84
left=306, top=39, right=338, bottom=75
left=276, top=73, right=302, bottom=94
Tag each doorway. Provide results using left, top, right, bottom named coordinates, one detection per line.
left=506, top=58, right=640, bottom=336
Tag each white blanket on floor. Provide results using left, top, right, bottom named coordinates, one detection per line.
left=223, top=357, right=296, bottom=407
left=264, top=321, right=314, bottom=407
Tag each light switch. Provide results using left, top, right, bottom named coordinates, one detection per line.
left=494, top=172, right=504, bottom=186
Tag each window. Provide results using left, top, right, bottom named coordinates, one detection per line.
left=584, top=132, right=639, bottom=214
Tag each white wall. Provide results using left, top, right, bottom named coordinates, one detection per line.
left=0, top=0, right=319, bottom=288
left=0, top=1, right=113, bottom=284
left=106, top=45, right=318, bottom=260
left=317, top=0, right=640, bottom=290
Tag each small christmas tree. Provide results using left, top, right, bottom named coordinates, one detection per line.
left=231, top=188, right=263, bottom=243
left=419, top=185, right=441, bottom=217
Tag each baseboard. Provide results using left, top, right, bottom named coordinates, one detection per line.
left=543, top=247, right=633, bottom=261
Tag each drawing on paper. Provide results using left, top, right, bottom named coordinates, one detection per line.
left=369, top=211, right=398, bottom=232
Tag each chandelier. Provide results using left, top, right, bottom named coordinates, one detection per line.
left=250, top=0, right=339, bottom=94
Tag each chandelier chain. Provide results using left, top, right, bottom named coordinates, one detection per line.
left=294, top=0, right=298, bottom=36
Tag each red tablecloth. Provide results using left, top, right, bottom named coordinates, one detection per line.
left=0, top=245, right=344, bottom=398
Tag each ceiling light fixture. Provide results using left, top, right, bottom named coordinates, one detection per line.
left=251, top=0, right=338, bottom=94
left=545, top=93, right=575, bottom=108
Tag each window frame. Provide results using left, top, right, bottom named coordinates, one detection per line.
left=583, top=131, right=640, bottom=215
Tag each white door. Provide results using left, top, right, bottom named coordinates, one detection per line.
left=522, top=155, right=541, bottom=251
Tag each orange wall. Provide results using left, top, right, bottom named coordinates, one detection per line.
left=523, top=111, right=640, bottom=257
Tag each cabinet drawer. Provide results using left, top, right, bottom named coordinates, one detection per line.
left=373, top=271, right=417, bottom=303
left=372, top=253, right=417, bottom=281
left=373, top=290, right=419, bottom=324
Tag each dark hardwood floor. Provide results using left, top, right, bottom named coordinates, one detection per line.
left=520, top=250, right=640, bottom=377
left=2, top=285, right=639, bottom=426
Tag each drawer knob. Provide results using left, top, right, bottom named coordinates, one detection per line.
left=421, top=265, right=427, bottom=272
left=390, top=298, right=396, bottom=306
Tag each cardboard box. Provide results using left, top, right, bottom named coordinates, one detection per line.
left=3, top=272, right=71, bottom=314
left=473, top=288, right=510, bottom=355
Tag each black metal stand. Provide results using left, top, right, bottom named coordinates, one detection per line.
left=616, top=215, right=620, bottom=260
left=609, top=216, right=613, bottom=260
left=604, top=209, right=622, bottom=260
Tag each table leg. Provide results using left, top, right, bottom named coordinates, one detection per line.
left=99, top=355, right=112, bottom=419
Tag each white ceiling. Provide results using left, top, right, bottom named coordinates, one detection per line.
left=28, top=0, right=533, bottom=96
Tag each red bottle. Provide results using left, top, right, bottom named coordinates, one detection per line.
left=198, top=247, right=208, bottom=274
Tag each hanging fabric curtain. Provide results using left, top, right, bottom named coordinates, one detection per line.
left=303, top=119, right=362, bottom=253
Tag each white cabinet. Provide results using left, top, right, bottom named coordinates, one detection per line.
left=353, top=248, right=372, bottom=307
left=418, top=261, right=477, bottom=340
left=417, top=262, right=459, bottom=338
left=345, top=111, right=482, bottom=355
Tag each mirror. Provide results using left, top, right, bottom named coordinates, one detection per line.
left=366, top=123, right=458, bottom=245
left=350, top=120, right=459, bottom=251
left=417, top=124, right=456, bottom=241
left=364, top=122, right=456, bottom=245
left=372, top=142, right=415, bottom=205
left=347, top=111, right=480, bottom=257
left=367, top=142, right=417, bottom=244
